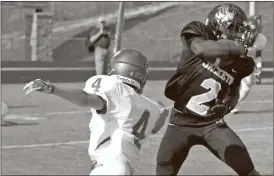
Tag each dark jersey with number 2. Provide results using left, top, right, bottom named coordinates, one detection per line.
left=165, top=21, right=245, bottom=126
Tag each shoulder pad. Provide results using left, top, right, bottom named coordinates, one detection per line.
left=181, top=21, right=207, bottom=37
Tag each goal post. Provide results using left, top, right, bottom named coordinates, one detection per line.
left=249, top=1, right=255, bottom=16
left=113, top=1, right=125, bottom=54
left=30, top=10, right=38, bottom=61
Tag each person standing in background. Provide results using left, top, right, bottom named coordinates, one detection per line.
left=85, top=17, right=111, bottom=75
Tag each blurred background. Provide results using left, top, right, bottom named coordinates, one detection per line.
left=1, top=1, right=273, bottom=82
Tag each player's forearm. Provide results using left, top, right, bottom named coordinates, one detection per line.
left=52, top=86, right=104, bottom=110
left=191, top=39, right=246, bottom=59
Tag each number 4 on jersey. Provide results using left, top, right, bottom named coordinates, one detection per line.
left=92, top=78, right=102, bottom=92
left=133, top=110, right=150, bottom=140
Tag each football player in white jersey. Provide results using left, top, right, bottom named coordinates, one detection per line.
left=231, top=16, right=267, bottom=113
left=23, top=48, right=169, bottom=175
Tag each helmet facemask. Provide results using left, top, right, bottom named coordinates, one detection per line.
left=218, top=21, right=251, bottom=46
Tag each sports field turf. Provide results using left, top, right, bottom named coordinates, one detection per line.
left=1, top=81, right=273, bottom=175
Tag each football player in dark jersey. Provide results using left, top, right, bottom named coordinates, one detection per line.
left=156, top=3, right=260, bottom=176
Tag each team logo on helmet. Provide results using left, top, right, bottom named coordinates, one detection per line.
left=215, top=4, right=237, bottom=25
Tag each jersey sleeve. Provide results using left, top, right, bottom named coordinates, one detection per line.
left=254, top=33, right=267, bottom=50
left=180, top=21, right=208, bottom=48
left=83, top=76, right=119, bottom=114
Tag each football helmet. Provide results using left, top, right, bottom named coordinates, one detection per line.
left=247, top=15, right=261, bottom=45
left=206, top=3, right=251, bottom=46
left=107, top=48, right=149, bottom=94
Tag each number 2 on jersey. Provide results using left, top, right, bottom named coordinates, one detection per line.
left=133, top=110, right=150, bottom=140
left=91, top=78, right=102, bottom=92
left=186, top=78, right=221, bottom=116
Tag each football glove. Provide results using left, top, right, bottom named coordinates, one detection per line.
left=205, top=103, right=231, bottom=118
left=23, top=79, right=54, bottom=95
left=233, top=55, right=256, bottom=78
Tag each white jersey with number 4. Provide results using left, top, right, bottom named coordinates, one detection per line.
left=83, top=75, right=164, bottom=173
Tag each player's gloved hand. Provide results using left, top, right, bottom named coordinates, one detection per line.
left=23, top=79, right=55, bottom=95
left=151, top=101, right=169, bottom=134
left=233, top=55, right=256, bottom=78
left=205, top=103, right=231, bottom=118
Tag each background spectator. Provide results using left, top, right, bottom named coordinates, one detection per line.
left=85, top=17, right=111, bottom=75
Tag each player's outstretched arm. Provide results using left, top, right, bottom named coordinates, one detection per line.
left=52, top=86, right=105, bottom=110
left=190, top=38, right=247, bottom=60
left=181, top=21, right=248, bottom=62
left=23, top=79, right=105, bottom=110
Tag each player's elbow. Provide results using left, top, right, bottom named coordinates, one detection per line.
left=81, top=93, right=105, bottom=110
left=190, top=40, right=204, bottom=56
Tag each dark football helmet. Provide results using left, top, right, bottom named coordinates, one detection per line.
left=206, top=3, right=251, bottom=46
left=107, top=48, right=149, bottom=94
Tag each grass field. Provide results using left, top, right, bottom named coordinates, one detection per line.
left=1, top=82, right=273, bottom=175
